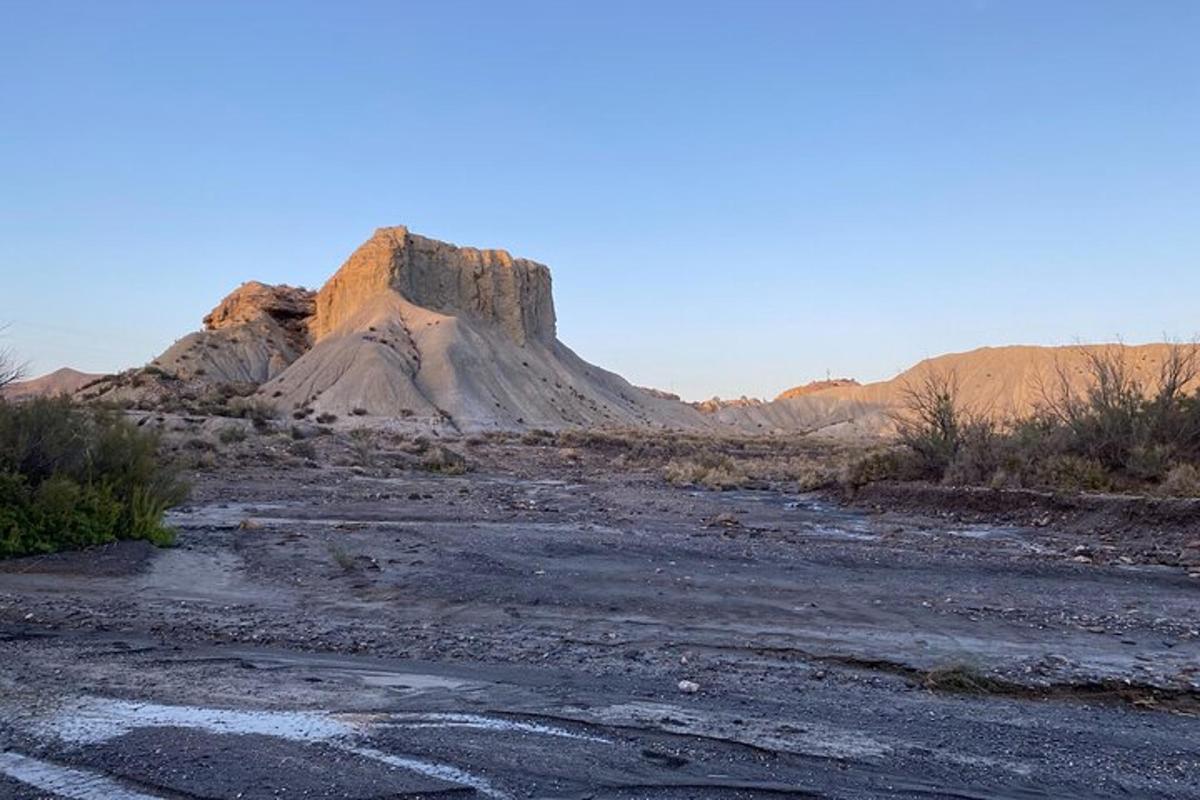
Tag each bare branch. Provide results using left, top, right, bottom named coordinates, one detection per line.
left=0, top=324, right=26, bottom=390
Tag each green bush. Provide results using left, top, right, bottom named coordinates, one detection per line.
left=0, top=397, right=188, bottom=557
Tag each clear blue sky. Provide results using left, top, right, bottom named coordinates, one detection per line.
left=2, top=1, right=1197, bottom=400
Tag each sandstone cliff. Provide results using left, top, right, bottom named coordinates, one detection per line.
left=310, top=227, right=555, bottom=346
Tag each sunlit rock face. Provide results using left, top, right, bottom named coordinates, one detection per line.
left=310, top=226, right=556, bottom=346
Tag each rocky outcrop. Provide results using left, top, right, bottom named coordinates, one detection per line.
left=83, top=282, right=317, bottom=408
left=310, top=227, right=555, bottom=346
left=692, top=396, right=765, bottom=414
left=203, top=281, right=315, bottom=340
left=145, top=282, right=315, bottom=385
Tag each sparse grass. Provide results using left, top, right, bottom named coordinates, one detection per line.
left=483, top=428, right=853, bottom=492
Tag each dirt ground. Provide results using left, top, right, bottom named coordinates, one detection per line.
left=1, top=435, right=1198, bottom=799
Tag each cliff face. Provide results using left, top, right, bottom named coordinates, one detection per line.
left=310, top=226, right=556, bottom=346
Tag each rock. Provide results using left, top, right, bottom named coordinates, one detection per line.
left=677, top=680, right=700, bottom=694
left=310, top=226, right=555, bottom=346
left=203, top=281, right=315, bottom=336
left=253, top=226, right=710, bottom=431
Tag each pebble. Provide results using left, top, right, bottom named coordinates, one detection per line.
left=677, top=679, right=700, bottom=694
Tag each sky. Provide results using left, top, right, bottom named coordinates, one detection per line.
left=1, top=1, right=1197, bottom=401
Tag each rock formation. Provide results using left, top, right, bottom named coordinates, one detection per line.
left=310, top=227, right=554, bottom=346
left=262, top=227, right=705, bottom=431
left=83, top=226, right=708, bottom=432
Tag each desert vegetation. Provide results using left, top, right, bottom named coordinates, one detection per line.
left=0, top=345, right=188, bottom=556
left=0, top=395, right=189, bottom=556
left=882, top=345, right=1200, bottom=496
left=504, top=428, right=846, bottom=491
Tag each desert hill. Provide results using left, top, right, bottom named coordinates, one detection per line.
left=775, top=378, right=860, bottom=401
left=83, top=227, right=710, bottom=432
left=708, top=343, right=1197, bottom=436
left=1, top=367, right=104, bottom=400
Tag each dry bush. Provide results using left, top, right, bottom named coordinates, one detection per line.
left=663, top=455, right=748, bottom=490
left=1160, top=463, right=1200, bottom=497
left=0, top=329, right=24, bottom=389
left=218, top=425, right=247, bottom=444
left=348, top=428, right=375, bottom=467
left=885, top=343, right=1200, bottom=495
left=422, top=445, right=469, bottom=475
left=838, top=448, right=921, bottom=491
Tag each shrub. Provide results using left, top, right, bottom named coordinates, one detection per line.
left=228, top=396, right=277, bottom=426
left=218, top=425, right=247, bottom=444
left=887, top=345, right=1200, bottom=494
left=1034, top=455, right=1112, bottom=493
left=290, top=439, right=317, bottom=460
left=895, top=371, right=969, bottom=479
left=0, top=396, right=188, bottom=557
left=348, top=428, right=375, bottom=467
left=422, top=445, right=468, bottom=475
left=663, top=455, right=747, bottom=490
left=1160, top=463, right=1200, bottom=497
left=839, top=448, right=919, bottom=491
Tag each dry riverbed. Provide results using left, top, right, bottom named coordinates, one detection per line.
left=1, top=437, right=1198, bottom=799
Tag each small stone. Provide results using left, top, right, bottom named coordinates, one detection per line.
left=677, top=679, right=700, bottom=694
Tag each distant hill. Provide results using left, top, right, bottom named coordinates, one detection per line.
left=774, top=378, right=860, bottom=401
left=706, top=344, right=1198, bottom=437
left=2, top=368, right=105, bottom=400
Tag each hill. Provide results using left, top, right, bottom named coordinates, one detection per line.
left=707, top=344, right=1197, bottom=436
left=84, top=226, right=709, bottom=432
left=2, top=368, right=105, bottom=400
